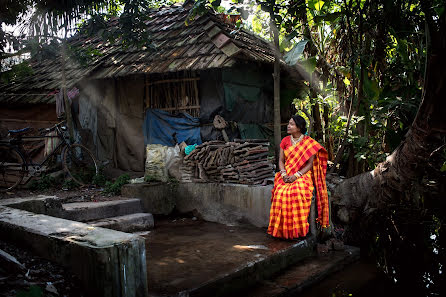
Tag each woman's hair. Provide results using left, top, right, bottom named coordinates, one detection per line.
left=291, top=115, right=307, bottom=134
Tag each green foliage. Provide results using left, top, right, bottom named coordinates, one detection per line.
left=30, top=174, right=57, bottom=191
left=144, top=175, right=157, bottom=182
left=104, top=174, right=130, bottom=195
left=92, top=170, right=108, bottom=187
left=0, top=62, right=33, bottom=83
left=62, top=179, right=79, bottom=190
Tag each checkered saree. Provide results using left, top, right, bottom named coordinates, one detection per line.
left=267, top=136, right=329, bottom=239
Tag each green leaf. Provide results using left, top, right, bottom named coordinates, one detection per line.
left=363, top=74, right=381, bottom=101
left=284, top=40, right=308, bottom=66
left=299, top=56, right=317, bottom=75
left=441, top=163, right=446, bottom=172
left=315, top=1, right=325, bottom=11
left=313, top=12, right=342, bottom=24
left=343, top=77, right=351, bottom=86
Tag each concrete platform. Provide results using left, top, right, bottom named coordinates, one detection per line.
left=61, top=199, right=143, bottom=222
left=143, top=218, right=315, bottom=297
left=89, top=213, right=154, bottom=232
left=122, top=182, right=272, bottom=227
left=0, top=206, right=148, bottom=297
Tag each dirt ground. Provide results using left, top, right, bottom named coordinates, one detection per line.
left=0, top=240, right=85, bottom=297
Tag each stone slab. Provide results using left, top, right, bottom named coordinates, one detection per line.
left=62, top=199, right=143, bottom=222
left=89, top=213, right=154, bottom=232
left=0, top=206, right=148, bottom=297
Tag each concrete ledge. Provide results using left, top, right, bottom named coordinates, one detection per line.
left=122, top=183, right=175, bottom=215
left=90, top=213, right=154, bottom=232
left=0, top=195, right=63, bottom=214
left=122, top=183, right=272, bottom=228
left=176, top=183, right=272, bottom=228
left=0, top=206, right=148, bottom=297
left=186, top=238, right=316, bottom=297
left=61, top=199, right=143, bottom=222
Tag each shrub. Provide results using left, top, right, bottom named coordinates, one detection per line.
left=104, top=174, right=130, bottom=195
left=30, top=174, right=57, bottom=191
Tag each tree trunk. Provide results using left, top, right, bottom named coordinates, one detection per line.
left=332, top=18, right=446, bottom=223
left=323, top=104, right=334, bottom=160
left=270, top=12, right=281, bottom=169
left=312, top=100, right=323, bottom=141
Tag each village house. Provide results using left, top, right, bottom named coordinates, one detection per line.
left=0, top=3, right=302, bottom=172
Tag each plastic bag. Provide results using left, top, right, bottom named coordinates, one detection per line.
left=166, top=144, right=182, bottom=181
left=185, top=144, right=197, bottom=155
left=145, top=144, right=168, bottom=182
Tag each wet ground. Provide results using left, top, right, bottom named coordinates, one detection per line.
left=143, top=218, right=299, bottom=296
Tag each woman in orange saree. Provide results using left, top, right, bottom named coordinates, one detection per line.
left=267, top=115, right=329, bottom=239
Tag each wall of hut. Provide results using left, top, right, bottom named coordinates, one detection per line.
left=78, top=76, right=145, bottom=172
left=0, top=103, right=58, bottom=138
left=76, top=64, right=300, bottom=172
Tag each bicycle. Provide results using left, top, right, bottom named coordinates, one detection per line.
left=0, top=121, right=99, bottom=192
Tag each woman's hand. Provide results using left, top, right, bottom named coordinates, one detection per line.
left=283, top=175, right=297, bottom=183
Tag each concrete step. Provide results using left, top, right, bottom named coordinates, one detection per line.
left=244, top=245, right=360, bottom=297
left=89, top=213, right=154, bottom=232
left=61, top=199, right=143, bottom=222
left=0, top=206, right=148, bottom=297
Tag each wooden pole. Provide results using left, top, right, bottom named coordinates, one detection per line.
left=61, top=33, right=74, bottom=140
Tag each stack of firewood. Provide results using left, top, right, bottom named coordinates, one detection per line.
left=180, top=139, right=274, bottom=185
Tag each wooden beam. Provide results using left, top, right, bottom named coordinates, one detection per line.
left=146, top=77, right=200, bottom=86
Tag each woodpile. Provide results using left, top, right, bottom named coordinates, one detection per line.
left=180, top=139, right=274, bottom=185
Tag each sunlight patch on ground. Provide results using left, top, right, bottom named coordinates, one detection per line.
left=233, top=244, right=268, bottom=250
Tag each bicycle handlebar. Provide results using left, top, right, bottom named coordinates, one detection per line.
left=38, top=121, right=67, bottom=134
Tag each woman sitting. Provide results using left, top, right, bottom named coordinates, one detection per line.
left=268, top=115, right=329, bottom=240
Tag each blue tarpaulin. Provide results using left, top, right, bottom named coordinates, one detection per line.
left=143, top=109, right=202, bottom=146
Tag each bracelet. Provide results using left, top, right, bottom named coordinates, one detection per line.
left=294, top=171, right=302, bottom=178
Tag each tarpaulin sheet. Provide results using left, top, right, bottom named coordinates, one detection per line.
left=144, top=109, right=202, bottom=146
left=199, top=68, right=274, bottom=124
left=238, top=123, right=273, bottom=140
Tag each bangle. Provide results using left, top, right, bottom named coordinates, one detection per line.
left=294, top=171, right=302, bottom=178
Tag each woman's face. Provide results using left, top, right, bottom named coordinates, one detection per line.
left=287, top=118, right=300, bottom=134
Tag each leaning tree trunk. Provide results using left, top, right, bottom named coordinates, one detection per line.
left=332, top=15, right=446, bottom=224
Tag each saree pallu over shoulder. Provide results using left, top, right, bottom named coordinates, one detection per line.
left=268, top=136, right=329, bottom=239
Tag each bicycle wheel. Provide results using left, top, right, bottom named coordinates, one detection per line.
left=0, top=144, right=25, bottom=192
left=62, top=144, right=98, bottom=186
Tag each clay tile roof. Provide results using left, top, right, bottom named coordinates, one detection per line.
left=0, top=4, right=296, bottom=104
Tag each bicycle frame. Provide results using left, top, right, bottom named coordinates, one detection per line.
left=4, top=122, right=71, bottom=182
